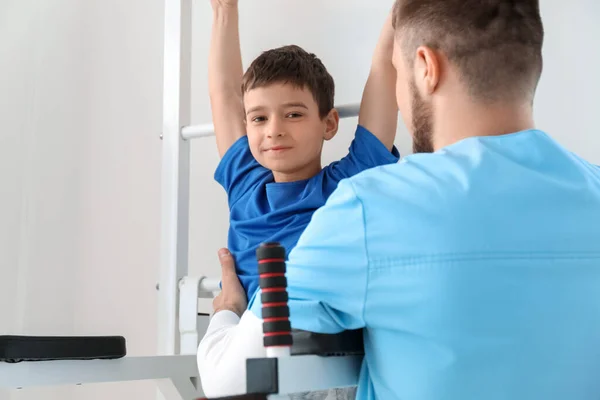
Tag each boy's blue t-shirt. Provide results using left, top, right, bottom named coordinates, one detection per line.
left=214, top=125, right=400, bottom=301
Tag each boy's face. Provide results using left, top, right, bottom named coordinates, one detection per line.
left=244, top=83, right=339, bottom=182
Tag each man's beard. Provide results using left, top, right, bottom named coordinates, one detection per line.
left=410, top=80, right=434, bottom=154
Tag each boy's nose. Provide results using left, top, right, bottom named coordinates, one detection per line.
left=266, top=119, right=285, bottom=138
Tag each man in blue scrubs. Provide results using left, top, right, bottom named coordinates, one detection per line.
left=198, top=0, right=600, bottom=399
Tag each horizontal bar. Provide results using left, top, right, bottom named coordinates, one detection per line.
left=0, top=355, right=198, bottom=389
left=199, top=277, right=221, bottom=294
left=181, top=103, right=361, bottom=140
left=278, top=355, right=361, bottom=394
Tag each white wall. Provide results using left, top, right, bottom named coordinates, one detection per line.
left=535, top=0, right=599, bottom=161
left=0, top=1, right=598, bottom=400
left=1, top=0, right=86, bottom=398
left=0, top=0, right=162, bottom=399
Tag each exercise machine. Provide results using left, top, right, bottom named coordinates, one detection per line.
left=0, top=0, right=363, bottom=398
left=197, top=243, right=364, bottom=399
left=0, top=244, right=362, bottom=399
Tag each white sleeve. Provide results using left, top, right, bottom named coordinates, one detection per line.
left=197, top=309, right=266, bottom=398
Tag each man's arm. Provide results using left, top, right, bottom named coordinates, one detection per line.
left=358, top=9, right=398, bottom=152
left=197, top=310, right=265, bottom=398
left=197, top=249, right=265, bottom=398
left=209, top=0, right=246, bottom=158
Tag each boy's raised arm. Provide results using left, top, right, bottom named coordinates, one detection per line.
left=209, top=0, right=246, bottom=158
left=358, top=9, right=398, bottom=152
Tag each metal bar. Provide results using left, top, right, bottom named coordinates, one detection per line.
left=178, top=276, right=204, bottom=355
left=247, top=355, right=362, bottom=396
left=181, top=123, right=215, bottom=140
left=277, top=355, right=361, bottom=394
left=180, top=103, right=361, bottom=140
left=0, top=356, right=199, bottom=391
left=179, top=276, right=220, bottom=355
left=199, top=277, right=220, bottom=294
left=159, top=0, right=193, bottom=357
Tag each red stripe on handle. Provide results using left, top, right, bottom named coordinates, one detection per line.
left=263, top=302, right=288, bottom=308
left=263, top=317, right=289, bottom=322
left=259, top=272, right=285, bottom=278
left=262, top=288, right=286, bottom=293
left=264, top=332, right=291, bottom=337
left=258, top=258, right=284, bottom=264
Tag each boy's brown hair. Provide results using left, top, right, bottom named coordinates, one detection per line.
left=241, top=45, right=335, bottom=118
left=393, top=0, right=544, bottom=103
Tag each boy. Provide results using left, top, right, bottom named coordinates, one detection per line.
left=209, top=0, right=400, bottom=306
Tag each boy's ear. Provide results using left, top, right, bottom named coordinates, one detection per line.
left=323, top=108, right=340, bottom=141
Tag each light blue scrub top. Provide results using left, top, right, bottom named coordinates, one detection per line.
left=251, top=129, right=600, bottom=400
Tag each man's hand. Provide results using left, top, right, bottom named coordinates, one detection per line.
left=213, top=248, right=247, bottom=317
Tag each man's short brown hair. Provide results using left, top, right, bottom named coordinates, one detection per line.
left=241, top=45, right=335, bottom=118
left=393, top=0, right=544, bottom=103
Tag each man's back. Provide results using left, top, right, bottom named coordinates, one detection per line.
left=202, top=130, right=600, bottom=399
left=350, top=129, right=600, bottom=399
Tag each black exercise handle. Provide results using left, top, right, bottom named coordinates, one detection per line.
left=256, top=243, right=286, bottom=262
left=256, top=242, right=292, bottom=350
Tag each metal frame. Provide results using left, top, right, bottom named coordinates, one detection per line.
left=0, top=355, right=201, bottom=399
left=0, top=354, right=361, bottom=399
left=158, top=0, right=192, bottom=358
left=247, top=355, right=362, bottom=396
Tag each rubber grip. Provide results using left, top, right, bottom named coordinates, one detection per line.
left=259, top=276, right=287, bottom=289
left=256, top=243, right=286, bottom=261
left=261, top=291, right=288, bottom=304
left=257, top=242, right=292, bottom=350
left=258, top=261, right=286, bottom=275
left=263, top=321, right=292, bottom=334
left=262, top=306, right=290, bottom=319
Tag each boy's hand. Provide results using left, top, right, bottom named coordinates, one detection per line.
left=210, top=0, right=238, bottom=9
left=213, top=248, right=247, bottom=317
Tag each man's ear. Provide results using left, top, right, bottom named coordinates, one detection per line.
left=414, top=45, right=441, bottom=97
left=323, top=108, right=340, bottom=141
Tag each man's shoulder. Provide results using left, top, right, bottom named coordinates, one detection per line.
left=342, top=150, right=481, bottom=231
left=346, top=151, right=458, bottom=196
left=331, top=152, right=477, bottom=257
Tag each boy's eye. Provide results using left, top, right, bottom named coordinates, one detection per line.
left=252, top=116, right=266, bottom=123
left=287, top=112, right=302, bottom=118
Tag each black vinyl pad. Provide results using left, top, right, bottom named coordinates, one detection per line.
left=0, top=335, right=126, bottom=363
left=245, top=330, right=364, bottom=396
left=290, top=329, right=364, bottom=356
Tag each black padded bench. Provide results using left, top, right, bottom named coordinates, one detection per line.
left=0, top=335, right=126, bottom=363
